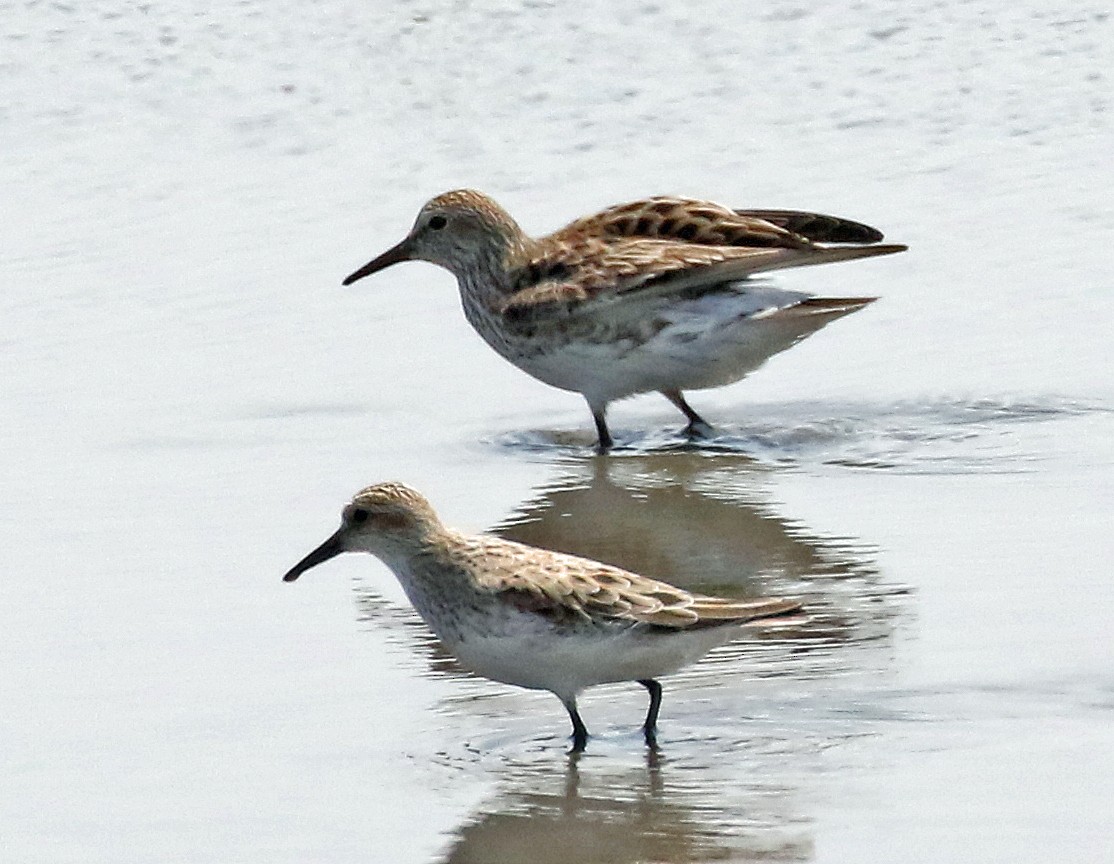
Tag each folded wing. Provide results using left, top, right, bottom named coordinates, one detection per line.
left=470, top=539, right=802, bottom=630
left=501, top=237, right=905, bottom=321
left=551, top=196, right=890, bottom=248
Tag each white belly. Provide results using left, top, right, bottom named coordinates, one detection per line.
left=462, top=283, right=847, bottom=407
left=447, top=619, right=740, bottom=702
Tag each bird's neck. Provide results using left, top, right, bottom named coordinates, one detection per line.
left=453, top=231, right=538, bottom=301
left=378, top=532, right=489, bottom=643
left=451, top=236, right=542, bottom=356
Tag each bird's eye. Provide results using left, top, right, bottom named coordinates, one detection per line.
left=350, top=507, right=369, bottom=524
left=428, top=215, right=448, bottom=231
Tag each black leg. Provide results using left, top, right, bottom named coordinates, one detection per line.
left=591, top=407, right=614, bottom=450
left=638, top=679, right=662, bottom=748
left=563, top=697, right=589, bottom=752
left=660, top=390, right=713, bottom=437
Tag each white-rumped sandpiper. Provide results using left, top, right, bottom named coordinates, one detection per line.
left=343, top=190, right=906, bottom=447
left=283, top=482, right=802, bottom=751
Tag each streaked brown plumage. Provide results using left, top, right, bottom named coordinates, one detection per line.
left=454, top=532, right=800, bottom=630
left=343, top=190, right=906, bottom=447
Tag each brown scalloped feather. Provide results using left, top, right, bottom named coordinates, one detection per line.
left=500, top=238, right=905, bottom=320
left=553, top=196, right=813, bottom=250
left=463, top=537, right=802, bottom=631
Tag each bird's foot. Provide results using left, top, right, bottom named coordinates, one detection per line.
left=682, top=419, right=715, bottom=440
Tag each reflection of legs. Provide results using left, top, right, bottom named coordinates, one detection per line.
left=639, top=678, right=663, bottom=748
left=563, top=696, right=589, bottom=752
left=661, top=390, right=713, bottom=437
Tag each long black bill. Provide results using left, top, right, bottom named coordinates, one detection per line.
left=341, top=240, right=411, bottom=286
left=282, top=529, right=346, bottom=582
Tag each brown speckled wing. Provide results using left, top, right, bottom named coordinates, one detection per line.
left=499, top=237, right=824, bottom=320
left=550, top=196, right=813, bottom=250
left=468, top=538, right=801, bottom=630
left=498, top=197, right=904, bottom=319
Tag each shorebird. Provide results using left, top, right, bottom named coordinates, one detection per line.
left=283, top=482, right=803, bottom=751
left=342, top=190, right=906, bottom=448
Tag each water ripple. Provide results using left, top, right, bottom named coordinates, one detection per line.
left=489, top=395, right=1108, bottom=474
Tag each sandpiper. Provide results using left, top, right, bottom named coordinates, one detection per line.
left=283, top=482, right=802, bottom=751
left=342, top=190, right=906, bottom=448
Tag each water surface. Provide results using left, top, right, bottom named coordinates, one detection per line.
left=3, top=2, right=1112, bottom=862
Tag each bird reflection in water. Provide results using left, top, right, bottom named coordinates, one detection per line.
left=434, top=746, right=813, bottom=864
left=354, top=452, right=904, bottom=716
left=497, top=453, right=901, bottom=662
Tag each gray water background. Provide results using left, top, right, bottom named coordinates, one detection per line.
left=3, top=2, right=1112, bottom=861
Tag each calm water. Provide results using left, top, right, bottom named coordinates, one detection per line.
left=3, top=2, right=1112, bottom=862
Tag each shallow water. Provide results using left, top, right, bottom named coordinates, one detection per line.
left=3, top=2, right=1112, bottom=862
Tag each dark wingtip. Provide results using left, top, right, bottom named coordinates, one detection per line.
left=735, top=209, right=890, bottom=245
